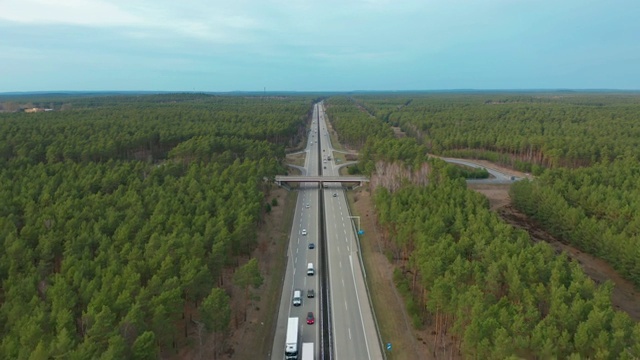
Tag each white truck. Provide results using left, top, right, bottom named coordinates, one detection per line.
left=301, top=342, right=314, bottom=360
left=285, top=317, right=300, bottom=360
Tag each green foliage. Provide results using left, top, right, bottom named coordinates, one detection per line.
left=271, top=198, right=278, bottom=206
left=342, top=92, right=640, bottom=169
left=374, top=180, right=639, bottom=358
left=443, top=163, right=490, bottom=179
left=0, top=94, right=311, bottom=357
left=131, top=331, right=156, bottom=360
left=233, top=258, right=264, bottom=321
left=201, top=288, right=231, bottom=334
left=0, top=94, right=310, bottom=165
left=324, top=97, right=394, bottom=149
left=393, top=268, right=424, bottom=329
left=511, top=156, right=640, bottom=288
left=234, top=258, right=264, bottom=290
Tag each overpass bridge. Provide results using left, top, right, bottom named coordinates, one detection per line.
left=275, top=175, right=369, bottom=187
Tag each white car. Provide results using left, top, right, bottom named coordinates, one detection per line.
left=305, top=204, right=310, bottom=208
left=302, top=229, right=307, bottom=236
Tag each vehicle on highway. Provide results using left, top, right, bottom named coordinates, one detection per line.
left=302, top=229, right=307, bottom=236
left=307, top=289, right=315, bottom=298
left=293, top=290, right=302, bottom=306
left=308, top=243, right=315, bottom=249
left=302, top=342, right=314, bottom=360
left=333, top=193, right=337, bottom=197
left=285, top=317, right=300, bottom=359
left=306, top=312, right=315, bottom=325
left=323, top=166, right=326, bottom=169
left=305, top=204, right=310, bottom=208
left=307, top=263, right=315, bottom=276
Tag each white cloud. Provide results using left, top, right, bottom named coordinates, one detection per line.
left=0, top=0, right=141, bottom=26
left=0, top=0, right=264, bottom=44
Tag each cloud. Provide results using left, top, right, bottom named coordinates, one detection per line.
left=0, top=0, right=141, bottom=26
left=0, top=0, right=264, bottom=44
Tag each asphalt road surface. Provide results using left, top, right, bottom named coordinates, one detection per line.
left=318, top=103, right=382, bottom=360
left=272, top=103, right=382, bottom=360
left=271, top=105, right=322, bottom=360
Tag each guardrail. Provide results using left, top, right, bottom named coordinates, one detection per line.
left=317, top=106, right=334, bottom=360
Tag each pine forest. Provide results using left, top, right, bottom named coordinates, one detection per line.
left=324, top=93, right=640, bottom=359
left=1, top=92, right=640, bottom=359
left=0, top=94, right=312, bottom=359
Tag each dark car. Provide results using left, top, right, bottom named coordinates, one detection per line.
left=306, top=312, right=315, bottom=325
left=307, top=289, right=315, bottom=298
left=333, top=193, right=337, bottom=197
left=308, top=243, right=315, bottom=249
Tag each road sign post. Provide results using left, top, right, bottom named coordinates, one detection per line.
left=347, top=216, right=362, bottom=253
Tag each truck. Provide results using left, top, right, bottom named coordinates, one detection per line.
left=301, top=342, right=314, bottom=360
left=285, top=317, right=300, bottom=359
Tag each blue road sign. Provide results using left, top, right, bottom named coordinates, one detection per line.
left=386, top=343, right=392, bottom=351
left=358, top=229, right=364, bottom=235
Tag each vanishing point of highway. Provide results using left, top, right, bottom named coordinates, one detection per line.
left=271, top=103, right=383, bottom=359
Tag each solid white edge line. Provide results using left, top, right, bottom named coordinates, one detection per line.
left=350, top=254, right=371, bottom=359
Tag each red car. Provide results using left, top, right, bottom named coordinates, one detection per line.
left=306, top=312, right=315, bottom=325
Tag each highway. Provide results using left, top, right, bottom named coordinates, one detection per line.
left=271, top=105, right=322, bottom=360
left=318, top=103, right=382, bottom=360
left=271, top=103, right=526, bottom=359
left=272, top=102, right=382, bottom=359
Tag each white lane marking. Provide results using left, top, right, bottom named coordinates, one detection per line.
left=349, top=328, right=352, bottom=340
left=350, top=254, right=371, bottom=359
left=337, top=246, right=340, bottom=253
left=327, top=213, right=340, bottom=360
left=342, top=278, right=344, bottom=287
left=340, top=261, right=342, bottom=268
left=345, top=300, right=348, bottom=311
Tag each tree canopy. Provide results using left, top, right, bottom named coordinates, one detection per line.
left=0, top=94, right=313, bottom=358
left=324, top=93, right=640, bottom=358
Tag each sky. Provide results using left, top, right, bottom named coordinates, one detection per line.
left=1, top=0, right=639, bottom=92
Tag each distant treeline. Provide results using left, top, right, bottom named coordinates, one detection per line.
left=348, top=92, right=640, bottom=172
